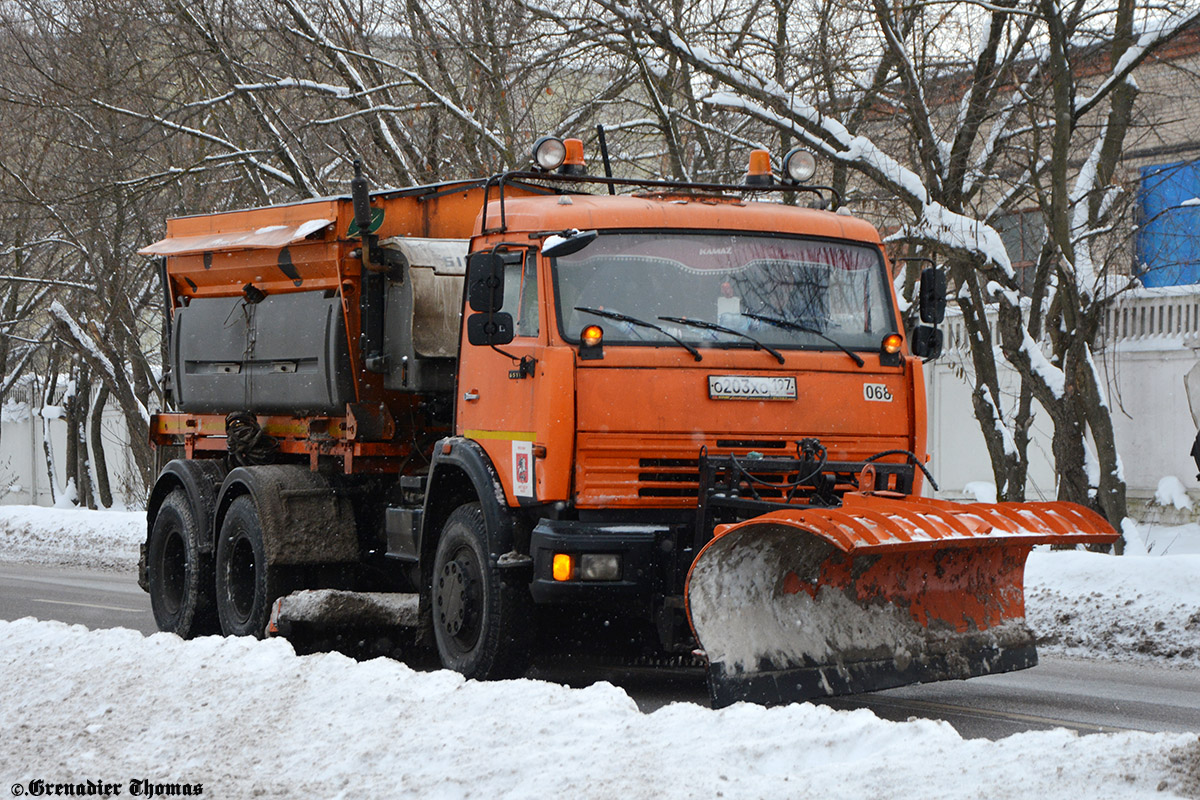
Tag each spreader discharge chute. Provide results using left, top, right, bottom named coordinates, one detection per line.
left=686, top=491, right=1118, bottom=708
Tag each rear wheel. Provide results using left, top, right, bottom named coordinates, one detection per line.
left=147, top=489, right=218, bottom=637
left=432, top=503, right=532, bottom=679
left=215, top=495, right=286, bottom=638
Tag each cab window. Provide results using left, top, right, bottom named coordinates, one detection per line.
left=501, top=250, right=539, bottom=337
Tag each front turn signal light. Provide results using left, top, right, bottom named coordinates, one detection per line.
left=882, top=333, right=903, bottom=354
left=552, top=553, right=574, bottom=582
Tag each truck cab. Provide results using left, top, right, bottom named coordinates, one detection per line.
left=426, top=186, right=927, bottom=666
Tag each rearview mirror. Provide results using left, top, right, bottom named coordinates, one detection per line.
left=918, top=267, right=946, bottom=324
left=467, top=312, right=514, bottom=347
left=467, top=251, right=506, bottom=313
left=912, top=325, right=943, bottom=360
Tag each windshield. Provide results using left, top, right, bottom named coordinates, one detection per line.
left=552, top=232, right=897, bottom=351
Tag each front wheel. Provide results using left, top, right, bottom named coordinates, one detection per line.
left=215, top=495, right=286, bottom=638
left=431, top=503, right=533, bottom=679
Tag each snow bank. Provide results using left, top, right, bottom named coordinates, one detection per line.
left=1026, top=550, right=1200, bottom=664
left=1156, top=476, right=1195, bottom=511
left=0, top=618, right=1192, bottom=800
left=0, top=506, right=143, bottom=571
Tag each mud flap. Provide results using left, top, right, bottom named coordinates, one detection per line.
left=686, top=494, right=1118, bottom=708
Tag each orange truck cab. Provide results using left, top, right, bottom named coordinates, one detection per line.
left=141, top=139, right=1112, bottom=704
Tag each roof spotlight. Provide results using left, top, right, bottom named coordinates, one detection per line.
left=782, top=147, right=817, bottom=184
left=532, top=136, right=567, bottom=171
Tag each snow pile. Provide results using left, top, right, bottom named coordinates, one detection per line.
left=1026, top=550, right=1200, bottom=664
left=1171, top=738, right=1200, bottom=798
left=0, top=618, right=1193, bottom=800
left=962, top=481, right=998, bottom=503
left=1156, top=476, right=1195, bottom=511
left=0, top=506, right=143, bottom=571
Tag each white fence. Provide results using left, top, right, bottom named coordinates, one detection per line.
left=0, top=384, right=143, bottom=509
left=930, top=287, right=1200, bottom=514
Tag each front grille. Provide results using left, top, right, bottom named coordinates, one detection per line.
left=637, top=458, right=701, bottom=498
left=574, top=433, right=907, bottom=508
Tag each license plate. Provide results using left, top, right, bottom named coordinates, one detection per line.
left=708, top=375, right=796, bottom=400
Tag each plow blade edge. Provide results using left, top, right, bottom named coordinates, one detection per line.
left=685, top=493, right=1118, bottom=708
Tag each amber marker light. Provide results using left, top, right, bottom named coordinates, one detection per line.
left=883, top=333, right=904, bottom=354
left=745, top=149, right=773, bottom=186
left=563, top=138, right=586, bottom=168
left=579, top=323, right=605, bottom=361
left=552, top=553, right=574, bottom=582
left=581, top=325, right=603, bottom=347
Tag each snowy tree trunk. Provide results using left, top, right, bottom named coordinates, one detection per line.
left=40, top=350, right=59, bottom=505
left=0, top=285, right=16, bottom=454
left=66, top=365, right=94, bottom=509
left=90, top=384, right=113, bottom=509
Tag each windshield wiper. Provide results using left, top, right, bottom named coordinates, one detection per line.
left=742, top=312, right=865, bottom=368
left=658, top=316, right=785, bottom=364
left=574, top=306, right=703, bottom=361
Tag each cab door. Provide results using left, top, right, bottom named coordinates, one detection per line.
left=457, top=248, right=565, bottom=504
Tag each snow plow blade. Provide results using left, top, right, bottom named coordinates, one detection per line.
left=686, top=493, right=1118, bottom=708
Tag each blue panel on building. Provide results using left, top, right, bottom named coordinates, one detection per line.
left=1138, top=160, right=1200, bottom=287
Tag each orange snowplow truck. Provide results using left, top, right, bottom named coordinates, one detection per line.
left=140, top=138, right=1116, bottom=707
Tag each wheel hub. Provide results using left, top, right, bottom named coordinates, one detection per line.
left=160, top=529, right=186, bottom=615
left=436, top=556, right=477, bottom=638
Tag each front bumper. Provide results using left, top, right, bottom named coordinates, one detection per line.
left=528, top=519, right=674, bottom=606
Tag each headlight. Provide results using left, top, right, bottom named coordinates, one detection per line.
left=580, top=554, right=621, bottom=581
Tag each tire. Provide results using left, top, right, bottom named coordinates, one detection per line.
left=215, top=495, right=287, bottom=638
left=147, top=489, right=218, bottom=638
left=431, top=503, right=533, bottom=679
